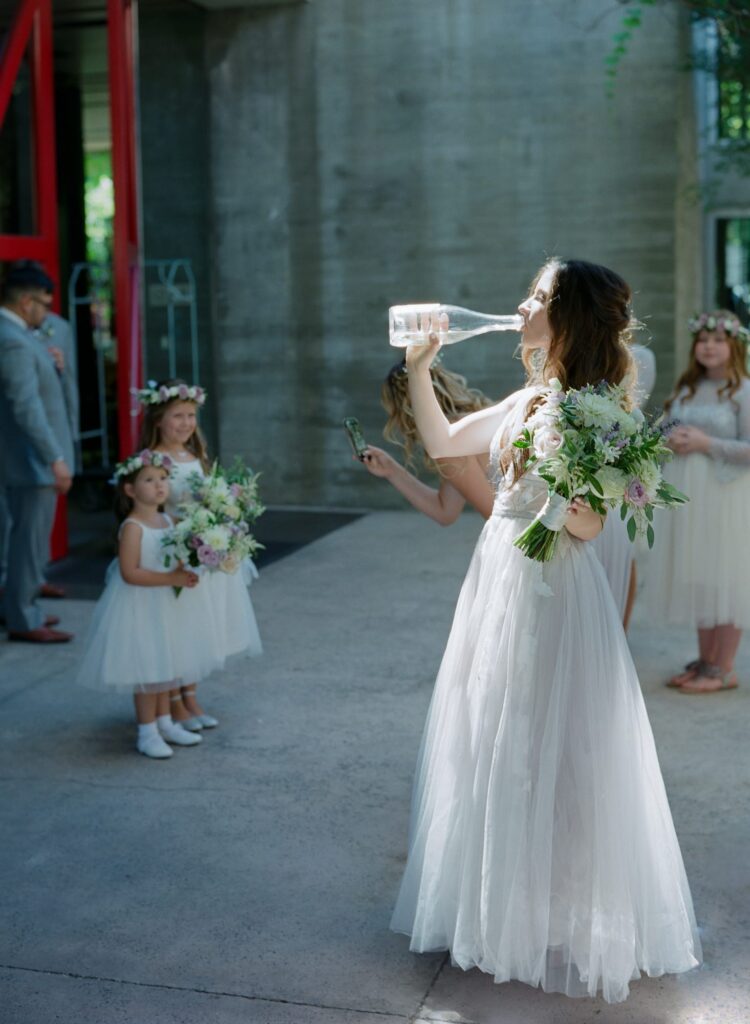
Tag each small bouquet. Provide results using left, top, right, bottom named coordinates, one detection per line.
left=162, top=459, right=264, bottom=591
left=512, top=379, right=687, bottom=563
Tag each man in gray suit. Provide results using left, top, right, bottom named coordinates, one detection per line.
left=0, top=264, right=75, bottom=642
left=0, top=304, right=80, bottom=599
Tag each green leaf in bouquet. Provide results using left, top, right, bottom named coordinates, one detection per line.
left=646, top=524, right=655, bottom=549
left=620, top=503, right=628, bottom=520
left=588, top=474, right=604, bottom=496
left=627, top=515, right=637, bottom=542
left=645, top=504, right=653, bottom=522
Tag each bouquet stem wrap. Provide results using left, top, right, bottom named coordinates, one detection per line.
left=514, top=491, right=569, bottom=562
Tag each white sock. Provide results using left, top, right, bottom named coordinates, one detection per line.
left=138, top=721, right=159, bottom=741
left=157, top=714, right=178, bottom=732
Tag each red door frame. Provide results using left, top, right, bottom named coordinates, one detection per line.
left=1, top=0, right=143, bottom=558
left=108, top=0, right=143, bottom=458
left=0, top=0, right=59, bottom=283
left=0, top=0, right=66, bottom=558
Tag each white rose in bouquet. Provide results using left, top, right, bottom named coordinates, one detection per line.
left=203, top=525, right=232, bottom=552
left=534, top=425, right=565, bottom=456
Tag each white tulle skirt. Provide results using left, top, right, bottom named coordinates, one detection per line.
left=77, top=566, right=221, bottom=693
left=591, top=514, right=633, bottom=620
left=205, top=567, right=263, bottom=660
left=391, top=513, right=701, bottom=1003
left=645, top=453, right=750, bottom=629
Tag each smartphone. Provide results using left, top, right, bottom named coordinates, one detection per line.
left=343, top=417, right=368, bottom=461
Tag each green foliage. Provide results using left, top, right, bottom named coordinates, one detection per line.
left=84, top=150, right=114, bottom=265
left=606, top=0, right=750, bottom=183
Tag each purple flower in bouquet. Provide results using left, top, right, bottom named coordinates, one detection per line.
left=188, top=535, right=202, bottom=549
left=197, top=545, right=220, bottom=568
left=626, top=479, right=648, bottom=508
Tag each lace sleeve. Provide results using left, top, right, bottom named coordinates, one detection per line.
left=707, top=384, right=750, bottom=466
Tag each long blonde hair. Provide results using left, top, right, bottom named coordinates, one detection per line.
left=136, top=378, right=211, bottom=471
left=381, top=359, right=492, bottom=473
left=665, top=309, right=749, bottom=412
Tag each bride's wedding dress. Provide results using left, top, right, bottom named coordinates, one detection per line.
left=390, top=388, right=701, bottom=1003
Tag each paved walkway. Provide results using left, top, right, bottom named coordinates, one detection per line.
left=0, top=511, right=748, bottom=1023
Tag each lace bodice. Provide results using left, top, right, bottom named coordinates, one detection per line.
left=669, top=379, right=750, bottom=479
left=164, top=458, right=206, bottom=517
left=489, top=387, right=549, bottom=519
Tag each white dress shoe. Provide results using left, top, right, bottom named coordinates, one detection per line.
left=158, top=720, right=202, bottom=746
left=180, top=716, right=204, bottom=732
left=196, top=713, right=219, bottom=728
left=137, top=733, right=174, bottom=759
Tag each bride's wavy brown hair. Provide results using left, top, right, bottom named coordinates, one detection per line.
left=136, top=378, right=211, bottom=472
left=382, top=359, right=492, bottom=473
left=664, top=309, right=749, bottom=412
left=505, top=258, right=635, bottom=480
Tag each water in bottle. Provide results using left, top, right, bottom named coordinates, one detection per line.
left=389, top=304, right=523, bottom=348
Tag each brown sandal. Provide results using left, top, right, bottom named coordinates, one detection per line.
left=667, top=659, right=705, bottom=689
left=680, top=663, right=739, bottom=694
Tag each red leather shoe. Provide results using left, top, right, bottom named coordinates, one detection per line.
left=39, top=582, right=66, bottom=599
left=8, top=627, right=73, bottom=643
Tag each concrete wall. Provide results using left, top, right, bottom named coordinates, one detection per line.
left=143, top=0, right=698, bottom=506
left=138, top=2, right=218, bottom=447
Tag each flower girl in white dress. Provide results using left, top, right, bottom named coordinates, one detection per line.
left=137, top=381, right=262, bottom=731
left=650, top=311, right=750, bottom=693
left=391, top=259, right=701, bottom=1003
left=76, top=451, right=205, bottom=758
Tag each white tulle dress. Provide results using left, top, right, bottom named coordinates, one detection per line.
left=165, top=458, right=263, bottom=660
left=647, top=377, right=750, bottom=628
left=391, top=388, right=701, bottom=1004
left=77, top=516, right=221, bottom=692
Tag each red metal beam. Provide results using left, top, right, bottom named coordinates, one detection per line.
left=0, top=0, right=37, bottom=126
left=1, top=0, right=65, bottom=559
left=108, top=0, right=142, bottom=457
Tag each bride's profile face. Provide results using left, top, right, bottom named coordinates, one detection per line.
left=518, top=266, right=555, bottom=351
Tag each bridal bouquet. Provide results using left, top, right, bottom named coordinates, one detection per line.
left=512, top=379, right=687, bottom=562
left=162, top=459, right=264, bottom=588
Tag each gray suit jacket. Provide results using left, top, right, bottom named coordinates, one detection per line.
left=0, top=312, right=75, bottom=487
left=38, top=313, right=80, bottom=447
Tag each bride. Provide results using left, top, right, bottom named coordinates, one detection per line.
left=390, top=258, right=702, bottom=1004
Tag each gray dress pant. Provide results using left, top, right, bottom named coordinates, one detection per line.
left=1, top=486, right=56, bottom=632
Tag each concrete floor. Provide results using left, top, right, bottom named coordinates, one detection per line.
left=0, top=511, right=748, bottom=1024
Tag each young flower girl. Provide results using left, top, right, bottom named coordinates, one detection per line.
left=136, top=380, right=262, bottom=730
left=651, top=311, right=750, bottom=693
left=76, top=451, right=205, bottom=759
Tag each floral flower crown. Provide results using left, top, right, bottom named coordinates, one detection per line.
left=131, top=380, right=207, bottom=407
left=688, top=313, right=750, bottom=343
left=113, top=449, right=174, bottom=481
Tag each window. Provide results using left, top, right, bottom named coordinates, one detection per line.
left=717, top=30, right=750, bottom=141
left=716, top=218, right=750, bottom=321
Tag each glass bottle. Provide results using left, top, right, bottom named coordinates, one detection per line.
left=389, top=303, right=523, bottom=348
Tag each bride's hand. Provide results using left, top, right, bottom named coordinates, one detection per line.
left=404, top=311, right=447, bottom=373
left=565, top=498, right=605, bottom=540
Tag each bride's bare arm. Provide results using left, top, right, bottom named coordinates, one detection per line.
left=406, top=339, right=513, bottom=458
